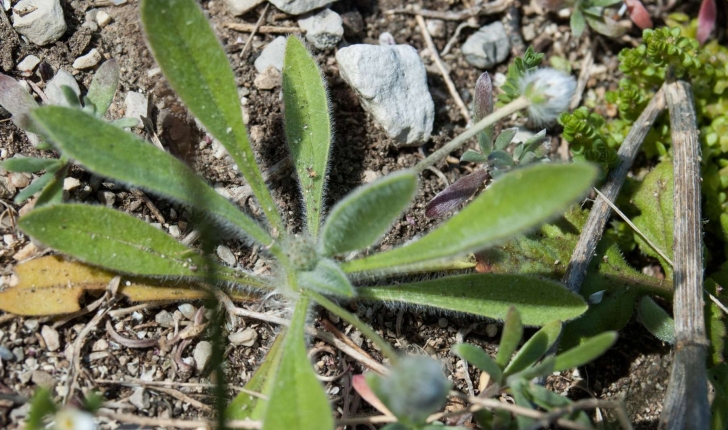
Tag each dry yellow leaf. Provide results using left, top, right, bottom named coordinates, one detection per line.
left=0, top=256, right=254, bottom=316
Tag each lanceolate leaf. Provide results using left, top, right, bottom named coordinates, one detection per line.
left=570, top=7, right=586, bottom=38
left=33, top=163, right=68, bottom=208
left=358, top=274, right=588, bottom=326
left=19, top=204, right=271, bottom=290
left=638, top=296, right=675, bottom=344
left=452, top=343, right=503, bottom=384
left=343, top=163, right=597, bottom=275
left=140, top=0, right=283, bottom=233
left=227, top=333, right=285, bottom=421
left=0, top=73, right=38, bottom=116
left=86, top=59, right=119, bottom=116
left=474, top=72, right=494, bottom=153
left=553, top=332, right=617, bottom=372
left=14, top=167, right=61, bottom=204
left=283, top=36, right=332, bottom=238
left=320, top=171, right=417, bottom=255
left=496, top=307, right=523, bottom=367
left=0, top=157, right=61, bottom=173
left=504, top=319, right=562, bottom=376
left=30, top=106, right=274, bottom=249
left=263, top=297, right=333, bottom=430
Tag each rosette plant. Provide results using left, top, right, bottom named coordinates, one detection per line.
left=11, top=0, right=597, bottom=426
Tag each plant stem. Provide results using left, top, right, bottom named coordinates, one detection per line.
left=305, top=291, right=399, bottom=364
left=414, top=96, right=530, bottom=173
left=659, top=79, right=709, bottom=430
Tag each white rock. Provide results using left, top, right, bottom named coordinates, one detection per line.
left=193, top=341, right=212, bottom=373
left=228, top=327, right=258, bottom=346
left=124, top=91, right=148, bottom=128
left=72, top=48, right=102, bottom=69
left=336, top=44, right=435, bottom=146
left=40, top=325, right=60, bottom=351
left=97, top=190, right=115, bottom=206
left=96, top=10, right=111, bottom=27
left=16, top=55, right=40, bottom=73
left=461, top=21, right=510, bottom=69
left=178, top=304, right=197, bottom=320
left=11, top=0, right=66, bottom=46
left=45, top=70, right=81, bottom=107
left=426, top=19, right=446, bottom=38
left=268, top=0, right=336, bottom=15
left=168, top=225, right=181, bottom=237
left=298, top=9, right=343, bottom=50
left=63, top=177, right=81, bottom=191
left=216, top=245, right=236, bottom=266
left=225, top=0, right=263, bottom=15
left=253, top=36, right=286, bottom=73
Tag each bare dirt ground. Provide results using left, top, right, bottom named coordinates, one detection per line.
left=0, top=0, right=692, bottom=428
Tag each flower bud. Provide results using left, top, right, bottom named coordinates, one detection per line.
left=519, top=68, right=576, bottom=125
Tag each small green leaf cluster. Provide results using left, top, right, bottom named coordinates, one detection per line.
left=0, top=60, right=121, bottom=206
left=498, top=47, right=544, bottom=106
left=568, top=0, right=629, bottom=39
left=559, top=107, right=618, bottom=174
left=453, top=307, right=617, bottom=428
left=461, top=128, right=550, bottom=179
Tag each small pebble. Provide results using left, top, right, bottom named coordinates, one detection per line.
left=40, top=325, right=60, bottom=351
left=16, top=55, right=41, bottom=74
left=426, top=19, right=446, bottom=38
left=228, top=327, right=258, bottom=346
left=178, top=303, right=196, bottom=320
left=63, top=177, right=81, bottom=191
left=72, top=48, right=102, bottom=69
left=193, top=341, right=212, bottom=372
left=0, top=346, right=15, bottom=361
left=485, top=324, right=498, bottom=337
left=253, top=36, right=286, bottom=73
left=155, top=310, right=175, bottom=328
left=124, top=91, right=148, bottom=129
left=254, top=66, right=281, bottom=90
left=216, top=245, right=236, bottom=266
left=97, top=190, right=115, bottom=206
left=129, top=387, right=149, bottom=409
left=8, top=172, right=31, bottom=189
left=168, top=225, right=181, bottom=237
left=23, top=319, right=39, bottom=332
left=92, top=338, right=108, bottom=351
left=96, top=10, right=111, bottom=27
left=31, top=370, right=56, bottom=388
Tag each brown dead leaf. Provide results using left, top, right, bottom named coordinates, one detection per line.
left=0, top=256, right=254, bottom=316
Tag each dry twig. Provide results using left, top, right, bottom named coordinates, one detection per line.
left=415, top=14, right=470, bottom=123
left=562, top=87, right=666, bottom=293
left=659, top=79, right=709, bottom=430
left=387, top=0, right=512, bottom=20
left=225, top=22, right=304, bottom=34
left=239, top=3, right=270, bottom=59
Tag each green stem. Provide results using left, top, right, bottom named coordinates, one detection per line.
left=305, top=290, right=399, bottom=364
left=414, top=96, right=530, bottom=173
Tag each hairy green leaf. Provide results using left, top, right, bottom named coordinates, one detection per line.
left=526, top=384, right=591, bottom=426
left=494, top=127, right=517, bottom=151
left=1, top=157, right=61, bottom=173
left=263, top=297, right=332, bottom=430
left=19, top=204, right=270, bottom=290
left=283, top=36, right=332, bottom=238
left=633, top=161, right=674, bottom=279
left=452, top=343, right=503, bottom=384
left=497, top=307, right=523, bottom=367
left=504, top=320, right=562, bottom=376
left=33, top=163, right=68, bottom=208
left=320, top=171, right=417, bottom=256
left=86, top=59, right=119, bottom=117
left=554, top=332, right=617, bottom=372
left=638, top=296, right=675, bottom=344
left=298, top=259, right=355, bottom=298
left=30, top=106, right=274, bottom=249
left=14, top=167, right=61, bottom=204
left=343, top=163, right=597, bottom=275
left=460, top=150, right=487, bottom=163
left=226, top=333, right=285, bottom=420
left=140, top=0, right=283, bottom=232
left=358, top=274, right=587, bottom=326
left=571, top=7, right=586, bottom=37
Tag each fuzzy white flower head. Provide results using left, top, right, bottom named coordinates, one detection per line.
left=519, top=68, right=576, bottom=125
left=53, top=407, right=97, bottom=430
